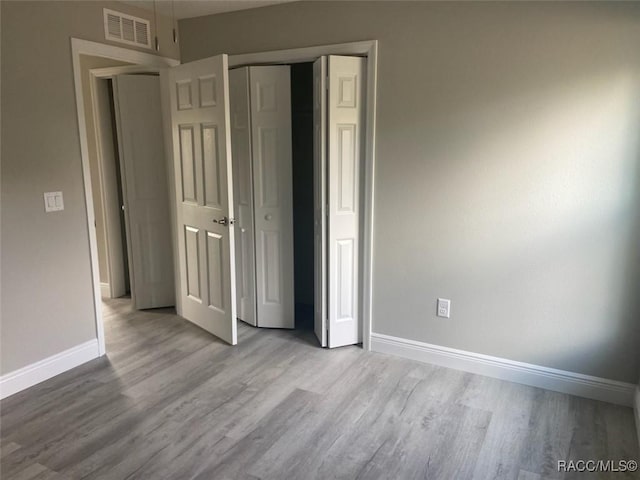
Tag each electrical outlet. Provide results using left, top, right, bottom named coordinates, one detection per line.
left=437, top=298, right=451, bottom=318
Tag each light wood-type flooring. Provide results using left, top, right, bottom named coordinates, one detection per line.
left=1, top=298, right=638, bottom=479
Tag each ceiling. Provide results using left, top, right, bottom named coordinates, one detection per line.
left=120, top=0, right=299, bottom=20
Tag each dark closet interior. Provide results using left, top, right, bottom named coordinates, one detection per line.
left=290, top=63, right=315, bottom=330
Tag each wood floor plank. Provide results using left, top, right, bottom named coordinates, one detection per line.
left=1, top=297, right=638, bottom=480
left=11, top=462, right=50, bottom=480
left=0, top=441, right=22, bottom=459
left=246, top=357, right=416, bottom=479
left=192, top=388, right=322, bottom=480
left=518, top=390, right=576, bottom=479
left=465, top=376, right=537, bottom=480
left=517, top=470, right=541, bottom=480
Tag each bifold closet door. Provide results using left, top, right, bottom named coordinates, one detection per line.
left=230, top=66, right=294, bottom=330
left=164, top=54, right=238, bottom=345
left=317, top=55, right=366, bottom=348
left=249, top=66, right=295, bottom=329
left=230, top=68, right=257, bottom=326
left=313, top=57, right=328, bottom=347
left=113, top=74, right=175, bottom=310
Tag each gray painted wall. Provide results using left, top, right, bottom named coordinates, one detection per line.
left=180, top=1, right=640, bottom=383
left=0, top=1, right=179, bottom=375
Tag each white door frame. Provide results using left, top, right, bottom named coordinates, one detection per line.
left=71, top=38, right=179, bottom=356
left=93, top=65, right=169, bottom=303
left=227, top=40, right=378, bottom=350
left=88, top=69, right=126, bottom=301
left=89, top=66, right=159, bottom=303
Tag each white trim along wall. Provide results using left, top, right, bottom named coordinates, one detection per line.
left=0, top=340, right=100, bottom=400
left=371, top=333, right=637, bottom=407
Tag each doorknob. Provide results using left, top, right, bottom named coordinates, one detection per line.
left=212, top=216, right=234, bottom=227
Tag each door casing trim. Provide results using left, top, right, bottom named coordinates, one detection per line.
left=72, top=38, right=179, bottom=355
left=226, top=41, right=378, bottom=350
left=176, top=41, right=378, bottom=350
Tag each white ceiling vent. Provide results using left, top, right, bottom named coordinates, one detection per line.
left=103, top=8, right=151, bottom=49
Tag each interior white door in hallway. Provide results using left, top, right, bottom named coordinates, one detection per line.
left=230, top=66, right=294, bottom=330
left=113, top=74, right=175, bottom=310
left=165, top=55, right=238, bottom=345
left=314, top=55, right=366, bottom=348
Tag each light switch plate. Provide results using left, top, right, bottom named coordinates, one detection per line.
left=437, top=298, right=451, bottom=318
left=44, top=191, right=64, bottom=212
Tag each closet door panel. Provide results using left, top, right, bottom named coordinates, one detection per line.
left=230, top=67, right=257, bottom=326
left=326, top=55, right=365, bottom=348
left=250, top=66, right=294, bottom=329
left=313, top=56, right=328, bottom=347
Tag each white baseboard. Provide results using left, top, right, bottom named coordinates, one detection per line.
left=0, top=339, right=100, bottom=400
left=370, top=332, right=635, bottom=407
left=100, top=282, right=110, bottom=298
left=634, top=386, right=640, bottom=447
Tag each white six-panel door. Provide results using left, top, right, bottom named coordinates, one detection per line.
left=166, top=55, right=238, bottom=345
left=326, top=56, right=366, bottom=348
left=113, top=74, right=175, bottom=309
left=230, top=68, right=257, bottom=326
left=313, top=57, right=328, bottom=347
left=248, top=66, right=294, bottom=329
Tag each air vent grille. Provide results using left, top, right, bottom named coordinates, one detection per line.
left=106, top=13, right=121, bottom=37
left=121, top=17, right=135, bottom=42
left=103, top=8, right=151, bottom=49
left=135, top=21, right=149, bottom=46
